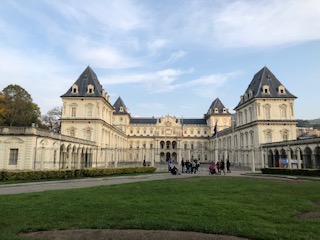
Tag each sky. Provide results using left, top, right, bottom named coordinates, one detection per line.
left=0, top=0, right=319, bottom=120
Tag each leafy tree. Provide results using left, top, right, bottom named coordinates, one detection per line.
left=0, top=93, right=8, bottom=125
left=1, top=84, right=41, bottom=126
left=41, top=106, right=62, bottom=133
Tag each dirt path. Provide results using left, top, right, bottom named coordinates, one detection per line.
left=21, top=229, right=248, bottom=240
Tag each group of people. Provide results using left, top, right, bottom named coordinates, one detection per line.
left=209, top=159, right=231, bottom=175
left=167, top=158, right=231, bottom=176
left=168, top=159, right=201, bottom=175
left=180, top=159, right=200, bottom=174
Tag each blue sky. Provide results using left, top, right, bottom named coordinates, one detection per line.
left=0, top=0, right=319, bottom=120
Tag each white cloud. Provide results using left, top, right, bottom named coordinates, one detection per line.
left=165, top=50, right=187, bottom=64
left=47, top=0, right=148, bottom=33
left=68, top=36, right=143, bottom=69
left=213, top=0, right=320, bottom=48
left=147, top=39, right=169, bottom=52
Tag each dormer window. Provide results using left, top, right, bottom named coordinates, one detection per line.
left=87, top=84, right=94, bottom=94
left=223, top=108, right=227, bottom=113
left=278, top=85, right=286, bottom=94
left=214, top=108, right=218, bottom=113
left=248, top=89, right=253, bottom=98
left=120, top=106, right=123, bottom=112
left=72, top=84, right=78, bottom=94
left=262, top=85, right=270, bottom=94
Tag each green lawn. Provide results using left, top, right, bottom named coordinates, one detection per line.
left=0, top=176, right=319, bottom=240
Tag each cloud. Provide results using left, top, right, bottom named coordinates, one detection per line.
left=147, top=39, right=169, bottom=52
left=68, top=36, right=143, bottom=69
left=102, top=68, right=238, bottom=96
left=164, top=50, right=187, bottom=64
left=213, top=0, right=320, bottom=48
left=47, top=0, right=148, bottom=33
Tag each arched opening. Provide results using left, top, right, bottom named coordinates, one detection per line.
left=160, top=141, right=165, bottom=149
left=268, top=150, right=274, bottom=167
left=315, top=147, right=320, bottom=169
left=166, top=141, right=171, bottom=149
left=304, top=147, right=312, bottom=168
left=274, top=149, right=280, bottom=167
left=166, top=152, right=171, bottom=162
left=280, top=148, right=287, bottom=168
left=172, top=152, right=177, bottom=162
left=172, top=141, right=177, bottom=149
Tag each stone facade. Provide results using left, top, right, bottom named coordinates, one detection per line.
left=2, top=66, right=318, bottom=171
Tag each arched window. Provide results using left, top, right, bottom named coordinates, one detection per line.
left=72, top=84, right=78, bottom=94
left=85, top=130, right=92, bottom=140
left=264, top=129, right=272, bottom=143
left=249, top=107, right=253, bottom=122
left=244, top=109, right=247, bottom=124
left=264, top=104, right=271, bottom=120
left=280, top=104, right=287, bottom=119
left=87, top=84, right=94, bottom=94
left=281, top=129, right=289, bottom=141
left=70, top=129, right=75, bottom=137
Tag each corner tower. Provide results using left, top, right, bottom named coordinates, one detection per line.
left=60, top=66, right=114, bottom=143
left=234, top=66, right=297, bottom=144
left=205, top=98, right=232, bottom=135
left=113, top=97, right=131, bottom=133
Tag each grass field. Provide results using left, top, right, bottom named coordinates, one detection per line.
left=0, top=176, right=319, bottom=240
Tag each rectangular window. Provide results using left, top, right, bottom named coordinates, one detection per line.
left=9, top=149, right=18, bottom=165
left=71, top=108, right=76, bottom=117
left=87, top=108, right=93, bottom=117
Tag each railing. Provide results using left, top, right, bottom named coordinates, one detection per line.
left=0, top=127, right=96, bottom=145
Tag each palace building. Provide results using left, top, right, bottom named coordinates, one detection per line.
left=2, top=66, right=308, bottom=171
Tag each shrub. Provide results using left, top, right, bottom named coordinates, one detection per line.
left=0, top=166, right=157, bottom=181
left=261, top=168, right=320, bottom=176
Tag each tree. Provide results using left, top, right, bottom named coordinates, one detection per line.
left=41, top=106, right=62, bottom=133
left=0, top=93, right=8, bottom=125
left=1, top=84, right=41, bottom=126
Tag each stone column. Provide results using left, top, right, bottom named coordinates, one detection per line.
left=215, top=149, right=218, bottom=163
left=297, top=149, right=301, bottom=169
left=152, top=147, right=155, bottom=167
left=260, top=148, right=265, bottom=169
left=114, top=149, right=118, bottom=168
left=67, top=147, right=72, bottom=169
left=77, top=148, right=81, bottom=169
left=251, top=149, right=255, bottom=172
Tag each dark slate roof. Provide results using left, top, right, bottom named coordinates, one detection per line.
left=61, top=66, right=104, bottom=97
left=130, top=118, right=158, bottom=124
left=207, top=98, right=229, bottom=115
left=235, top=67, right=297, bottom=109
left=113, top=97, right=129, bottom=114
left=184, top=119, right=207, bottom=125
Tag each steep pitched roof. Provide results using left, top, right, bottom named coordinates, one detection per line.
left=235, top=66, right=297, bottom=109
left=206, top=98, right=230, bottom=117
left=130, top=117, right=157, bottom=124
left=113, top=97, right=129, bottom=114
left=61, top=66, right=104, bottom=98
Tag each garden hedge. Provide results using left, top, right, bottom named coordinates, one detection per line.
left=261, top=168, right=320, bottom=177
left=0, top=166, right=157, bottom=181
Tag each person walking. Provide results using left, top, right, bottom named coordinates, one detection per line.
left=216, top=160, right=221, bottom=175
left=221, top=160, right=226, bottom=175
left=227, top=159, right=231, bottom=173
left=181, top=159, right=185, bottom=173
